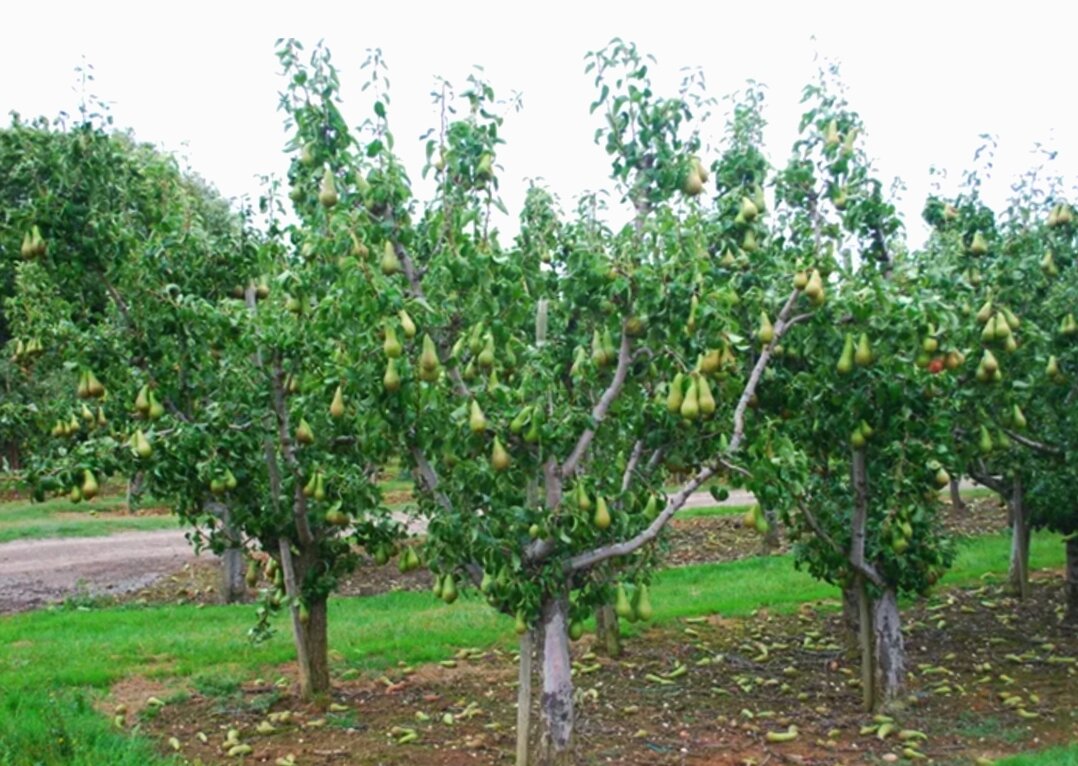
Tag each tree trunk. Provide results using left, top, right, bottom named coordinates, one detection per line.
left=1065, top=537, right=1078, bottom=626
left=856, top=577, right=875, bottom=711
left=594, top=603, right=622, bottom=657
left=125, top=471, right=144, bottom=509
left=872, top=587, right=905, bottom=705
left=278, top=539, right=331, bottom=698
left=841, top=583, right=860, bottom=648
left=207, top=502, right=247, bottom=604
left=949, top=476, right=965, bottom=513
left=762, top=508, right=781, bottom=552
left=516, top=630, right=534, bottom=766
left=535, top=595, right=574, bottom=766
left=293, top=593, right=330, bottom=698
left=1009, top=477, right=1031, bottom=599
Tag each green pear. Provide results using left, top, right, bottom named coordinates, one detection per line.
left=469, top=400, right=487, bottom=434
left=667, top=373, right=685, bottom=414
left=757, top=312, right=774, bottom=345
left=680, top=376, right=700, bottom=420
left=837, top=333, right=855, bottom=375
left=295, top=418, right=315, bottom=445
left=614, top=583, right=634, bottom=620
left=854, top=333, right=873, bottom=366
left=491, top=437, right=510, bottom=472
left=969, top=231, right=989, bottom=256
left=381, top=241, right=401, bottom=276
left=593, top=495, right=612, bottom=530
left=318, top=168, right=338, bottom=208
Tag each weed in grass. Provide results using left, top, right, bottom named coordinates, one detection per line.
left=954, top=712, right=1030, bottom=745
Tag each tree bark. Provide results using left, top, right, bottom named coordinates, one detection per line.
left=841, top=583, right=860, bottom=647
left=594, top=603, right=622, bottom=657
left=949, top=476, right=965, bottom=513
left=762, top=507, right=781, bottom=552
left=219, top=505, right=248, bottom=604
left=1008, top=477, right=1031, bottom=599
left=872, top=587, right=905, bottom=705
left=278, top=539, right=330, bottom=698
left=856, top=577, right=875, bottom=712
left=535, top=595, right=574, bottom=766
left=1065, top=537, right=1078, bottom=626
left=516, top=630, right=534, bottom=766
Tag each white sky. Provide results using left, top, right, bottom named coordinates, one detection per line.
left=3, top=1, right=1076, bottom=244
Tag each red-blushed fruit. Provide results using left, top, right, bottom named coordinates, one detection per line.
left=928, top=357, right=945, bottom=374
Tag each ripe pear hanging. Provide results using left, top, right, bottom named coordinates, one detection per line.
left=593, top=495, right=612, bottom=530
left=837, top=334, right=855, bottom=375
left=329, top=385, right=345, bottom=418
left=81, top=469, right=99, bottom=500
left=757, top=312, right=774, bottom=346
left=399, top=309, right=417, bottom=339
left=381, top=241, right=401, bottom=276
left=318, top=168, right=339, bottom=208
left=680, top=375, right=700, bottom=420
left=666, top=373, right=685, bottom=414
left=854, top=333, right=873, bottom=366
left=383, top=358, right=401, bottom=392
left=697, top=375, right=716, bottom=416
left=384, top=325, right=403, bottom=358
left=491, top=437, right=511, bottom=472
left=469, top=400, right=487, bottom=434
left=969, top=231, right=989, bottom=256
left=295, top=418, right=315, bottom=445
left=614, top=583, right=634, bottom=619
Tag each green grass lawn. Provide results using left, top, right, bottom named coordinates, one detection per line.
left=998, top=744, right=1078, bottom=765
left=0, top=496, right=179, bottom=544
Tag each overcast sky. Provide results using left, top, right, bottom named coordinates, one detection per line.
left=3, top=1, right=1076, bottom=243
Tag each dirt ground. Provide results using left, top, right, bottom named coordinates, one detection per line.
left=121, top=572, right=1076, bottom=765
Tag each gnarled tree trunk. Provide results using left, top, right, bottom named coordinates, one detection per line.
left=535, top=595, right=574, bottom=766
left=1008, top=477, right=1031, bottom=599
left=1065, top=537, right=1078, bottom=626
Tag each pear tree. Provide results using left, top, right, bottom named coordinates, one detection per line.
left=15, top=45, right=405, bottom=698
left=767, top=80, right=962, bottom=709
left=308, top=40, right=819, bottom=763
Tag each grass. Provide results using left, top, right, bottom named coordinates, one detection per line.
left=0, top=688, right=178, bottom=766
left=998, top=745, right=1078, bottom=765
left=0, top=495, right=178, bottom=544
left=0, top=529, right=1067, bottom=764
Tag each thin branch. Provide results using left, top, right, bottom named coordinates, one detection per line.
left=968, top=463, right=1006, bottom=495
left=719, top=457, right=751, bottom=478
left=269, top=356, right=313, bottom=546
left=798, top=501, right=843, bottom=557
left=409, top=444, right=454, bottom=513
left=1002, top=429, right=1063, bottom=456
left=561, top=326, right=632, bottom=478
left=620, top=439, right=644, bottom=493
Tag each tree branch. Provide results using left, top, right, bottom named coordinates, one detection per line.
left=409, top=444, right=454, bottom=513
left=268, top=354, right=312, bottom=546
left=967, top=463, right=1006, bottom=495
left=1002, top=429, right=1063, bottom=456
left=560, top=325, right=632, bottom=479
left=620, top=439, right=644, bottom=493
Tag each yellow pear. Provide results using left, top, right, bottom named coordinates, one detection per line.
left=594, top=495, right=612, bottom=530
left=469, top=400, right=487, bottom=434
left=318, top=168, right=338, bottom=208
left=381, top=241, right=401, bottom=276
left=329, top=385, right=345, bottom=418
left=491, top=437, right=511, bottom=472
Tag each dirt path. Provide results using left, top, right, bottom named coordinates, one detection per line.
left=0, top=529, right=214, bottom=613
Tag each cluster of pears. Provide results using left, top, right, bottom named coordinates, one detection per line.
left=915, top=328, right=964, bottom=373
left=1047, top=202, right=1073, bottom=228
left=20, top=225, right=46, bottom=258
left=318, top=167, right=339, bottom=208
left=382, top=311, right=417, bottom=391
left=976, top=423, right=1013, bottom=455
left=977, top=301, right=1020, bottom=349
left=822, top=119, right=858, bottom=154
left=590, top=327, right=618, bottom=369
left=76, top=369, right=107, bottom=400
left=209, top=468, right=238, bottom=496
left=696, top=342, right=738, bottom=379
left=67, top=469, right=99, bottom=504
left=230, top=277, right=272, bottom=302
left=849, top=419, right=875, bottom=449
left=614, top=581, right=653, bottom=623
left=302, top=469, right=328, bottom=502
left=793, top=268, right=826, bottom=305
left=133, top=384, right=166, bottom=421
left=681, top=155, right=709, bottom=196
left=432, top=572, right=459, bottom=604
left=509, top=403, right=543, bottom=445
left=570, top=484, right=611, bottom=530
left=929, top=460, right=952, bottom=490
left=882, top=507, right=915, bottom=555
left=665, top=371, right=716, bottom=421
left=51, top=408, right=97, bottom=438
left=742, top=504, right=770, bottom=535
left=836, top=332, right=873, bottom=375
left=396, top=545, right=421, bottom=573
left=10, top=337, right=44, bottom=362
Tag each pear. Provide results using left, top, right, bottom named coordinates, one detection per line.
left=1041, top=250, right=1059, bottom=277
left=980, top=315, right=998, bottom=343
left=20, top=231, right=33, bottom=259
left=739, top=196, right=758, bottom=222
left=383, top=358, right=401, bottom=392
left=509, top=405, right=532, bottom=435
left=699, top=349, right=721, bottom=375
left=981, top=349, right=999, bottom=374
left=1047, top=355, right=1063, bottom=382
left=576, top=483, right=593, bottom=512
left=210, top=476, right=225, bottom=496
left=132, top=429, right=153, bottom=459
left=836, top=334, right=855, bottom=375
left=992, top=313, right=1011, bottom=340
left=850, top=428, right=866, bottom=449
left=80, top=403, right=94, bottom=423
left=934, top=467, right=951, bottom=488
left=666, top=373, right=685, bottom=414
left=81, top=469, right=99, bottom=500
left=922, top=336, right=939, bottom=353
left=1058, top=203, right=1073, bottom=225
left=441, top=574, right=458, bottom=604
left=514, top=611, right=528, bottom=635
left=754, top=509, right=770, bottom=536
left=491, top=437, right=511, bottom=472
left=804, top=269, right=825, bottom=303
left=478, top=334, right=496, bottom=368
left=633, top=583, right=654, bottom=622
left=96, top=407, right=107, bottom=428
left=224, top=469, right=238, bottom=491
left=686, top=295, right=699, bottom=334
left=349, top=230, right=369, bottom=259
left=643, top=494, right=660, bottom=520
left=476, top=152, right=494, bottom=182
left=70, top=486, right=82, bottom=504
left=720, top=249, right=737, bottom=268
left=295, top=418, right=315, bottom=445
left=318, top=168, right=338, bottom=208
left=975, top=299, right=993, bottom=324
left=591, top=329, right=607, bottom=367
left=569, top=620, right=584, bottom=641
left=969, top=231, right=989, bottom=256
left=757, top=312, right=775, bottom=346
left=842, top=128, right=858, bottom=155
left=793, top=271, right=809, bottom=290
left=330, top=385, right=345, bottom=418
left=854, top=333, right=873, bottom=366
left=77, top=371, right=91, bottom=399
left=978, top=425, right=993, bottom=455
left=1011, top=404, right=1027, bottom=430
left=824, top=119, right=841, bottom=148
left=945, top=350, right=965, bottom=370
left=742, top=506, right=757, bottom=529
left=380, top=241, right=402, bottom=276
left=1001, top=307, right=1020, bottom=331
left=594, top=495, right=612, bottom=530
left=418, top=334, right=439, bottom=373
left=1003, top=334, right=1018, bottom=354
left=614, top=584, right=634, bottom=620
left=135, top=384, right=151, bottom=415
left=469, top=400, right=487, bottom=434
left=1061, top=313, right=1078, bottom=337
left=398, top=310, right=417, bottom=339
left=147, top=394, right=165, bottom=421
left=742, top=228, right=758, bottom=253
left=384, top=325, right=403, bottom=359
left=680, top=376, right=700, bottom=420
left=682, top=165, right=704, bottom=196
left=314, top=473, right=327, bottom=502
left=697, top=375, right=716, bottom=416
